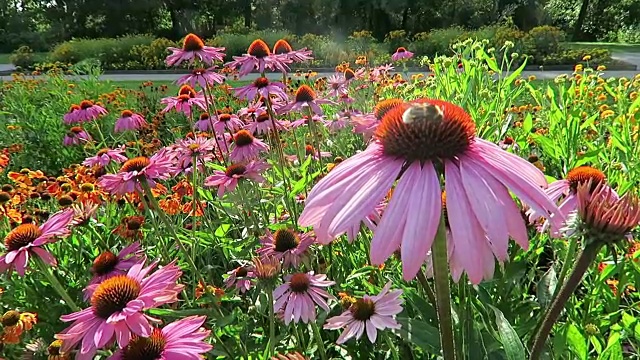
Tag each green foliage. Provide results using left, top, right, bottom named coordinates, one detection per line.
left=384, top=30, right=409, bottom=52
left=131, top=38, right=178, bottom=70
left=9, top=46, right=35, bottom=69
left=523, top=26, right=566, bottom=63
left=542, top=48, right=611, bottom=66
left=615, top=24, right=640, bottom=44
left=412, top=27, right=468, bottom=56
left=50, top=35, right=154, bottom=70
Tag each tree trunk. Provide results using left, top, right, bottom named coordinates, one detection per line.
left=242, top=0, right=251, bottom=27
left=572, top=0, right=590, bottom=41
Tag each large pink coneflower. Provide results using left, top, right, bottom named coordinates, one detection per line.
left=258, top=229, right=314, bottom=268
left=225, top=39, right=291, bottom=77
left=108, top=315, right=212, bottom=360
left=98, top=152, right=175, bottom=196
left=0, top=209, right=75, bottom=276
left=82, top=147, right=127, bottom=168
left=174, top=136, right=216, bottom=173
left=528, top=166, right=610, bottom=237
left=277, top=85, right=335, bottom=116
left=166, top=33, right=226, bottom=67
left=299, top=99, right=562, bottom=282
left=161, top=85, right=207, bottom=117
left=204, top=160, right=268, bottom=197
left=245, top=112, right=288, bottom=136
left=63, top=126, right=92, bottom=146
left=176, top=67, right=225, bottom=89
left=63, top=104, right=81, bottom=124
left=56, top=261, right=184, bottom=359
left=273, top=39, right=313, bottom=63
left=391, top=47, right=414, bottom=62
left=273, top=272, right=335, bottom=325
left=224, top=265, right=255, bottom=293
left=229, top=130, right=269, bottom=162
left=233, top=77, right=288, bottom=101
left=114, top=110, right=147, bottom=133
left=324, top=282, right=402, bottom=344
left=70, top=100, right=107, bottom=123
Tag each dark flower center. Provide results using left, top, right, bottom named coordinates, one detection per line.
left=0, top=191, right=11, bottom=203
left=567, top=166, right=605, bottom=193
left=235, top=266, right=249, bottom=277
left=80, top=100, right=94, bottom=109
left=273, top=229, right=300, bottom=252
left=97, top=148, right=111, bottom=156
left=4, top=224, right=42, bottom=251
left=199, top=113, right=210, bottom=120
left=70, top=126, right=84, bottom=134
left=225, top=164, right=247, bottom=177
left=121, top=110, right=133, bottom=118
left=182, top=33, right=205, bottom=52
left=254, top=77, right=270, bottom=88
left=305, top=145, right=315, bottom=155
left=121, top=328, right=166, bottom=360
left=233, top=130, right=255, bottom=147
left=294, top=85, right=316, bottom=103
left=178, top=85, right=196, bottom=97
left=125, top=216, right=144, bottom=230
left=375, top=99, right=476, bottom=162
left=503, top=136, right=514, bottom=145
left=68, top=104, right=81, bottom=112
left=248, top=39, right=271, bottom=58
left=1, top=310, right=20, bottom=326
left=80, top=183, right=95, bottom=192
left=91, top=275, right=141, bottom=319
left=350, top=298, right=376, bottom=321
left=1, top=184, right=13, bottom=192
left=289, top=273, right=310, bottom=293
left=256, top=113, right=270, bottom=123
left=48, top=340, right=64, bottom=355
left=120, top=157, right=151, bottom=173
left=57, top=195, right=74, bottom=206
left=374, top=98, right=403, bottom=120
left=91, top=251, right=119, bottom=276
left=192, top=68, right=207, bottom=76
left=178, top=94, right=191, bottom=102
left=396, top=47, right=407, bottom=53
left=219, top=114, right=232, bottom=122
left=344, top=69, right=355, bottom=80
left=273, top=39, right=293, bottom=54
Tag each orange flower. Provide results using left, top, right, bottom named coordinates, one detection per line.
left=196, top=280, right=224, bottom=303
left=159, top=195, right=182, bottom=215
left=0, top=311, right=37, bottom=344
left=112, top=216, right=145, bottom=240
left=182, top=201, right=206, bottom=217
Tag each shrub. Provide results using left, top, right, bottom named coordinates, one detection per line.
left=9, top=46, right=36, bottom=69
left=131, top=38, right=178, bottom=70
left=385, top=30, right=409, bottom=53
left=542, top=48, right=612, bottom=66
left=348, top=30, right=377, bottom=54
left=50, top=35, right=154, bottom=70
left=523, top=26, right=566, bottom=63
left=411, top=27, right=468, bottom=56
left=616, top=24, right=640, bottom=44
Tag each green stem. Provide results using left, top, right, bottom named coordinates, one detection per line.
left=417, top=269, right=438, bottom=308
left=311, top=321, right=328, bottom=360
left=556, top=237, right=579, bottom=289
left=268, top=286, right=276, bottom=357
left=529, top=242, right=603, bottom=360
left=384, top=332, right=400, bottom=360
left=432, top=213, right=457, bottom=360
left=35, top=258, right=80, bottom=312
left=212, top=329, right=236, bottom=359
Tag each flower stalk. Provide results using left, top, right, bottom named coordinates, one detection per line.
left=311, top=321, right=328, bottom=360
left=35, top=257, right=80, bottom=312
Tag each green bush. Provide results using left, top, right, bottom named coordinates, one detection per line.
left=131, top=38, right=178, bottom=70
left=50, top=35, right=153, bottom=70
left=412, top=27, right=467, bottom=56
left=616, top=24, right=640, bottom=44
left=384, top=30, right=409, bottom=53
left=542, top=48, right=612, bottom=66
left=523, top=26, right=566, bottom=63
left=9, top=46, right=36, bottom=69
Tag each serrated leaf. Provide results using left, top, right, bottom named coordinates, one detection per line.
left=566, top=323, right=588, bottom=360
left=395, top=317, right=441, bottom=353
left=490, top=306, right=526, bottom=360
left=537, top=266, right=558, bottom=307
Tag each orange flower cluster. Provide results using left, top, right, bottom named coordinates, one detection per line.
left=0, top=310, right=37, bottom=344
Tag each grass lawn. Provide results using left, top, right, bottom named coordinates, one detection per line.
left=566, top=42, right=640, bottom=53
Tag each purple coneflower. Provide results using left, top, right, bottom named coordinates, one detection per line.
left=71, top=201, right=100, bottom=226
left=176, top=67, right=225, bottom=89
left=73, top=100, right=107, bottom=123
left=273, top=272, right=335, bottom=325
left=229, top=130, right=269, bottom=162
left=289, top=114, right=325, bottom=129
left=391, top=47, right=414, bottom=62
left=273, top=39, right=313, bottom=63
left=98, top=152, right=175, bottom=196
left=114, top=110, right=147, bottom=133
left=258, top=229, right=314, bottom=268
left=351, top=98, right=404, bottom=140
left=175, top=136, right=216, bottom=173
left=299, top=99, right=562, bottom=282
left=63, top=104, right=81, bottom=124
left=161, top=85, right=207, bottom=118
left=109, top=316, right=212, bottom=360
left=166, top=33, right=225, bottom=67
left=225, top=39, right=291, bottom=77
left=237, top=99, right=267, bottom=120
left=0, top=209, right=75, bottom=276
left=212, top=113, right=245, bottom=133
left=82, top=147, right=127, bottom=168
left=326, top=74, right=348, bottom=98
left=324, top=282, right=402, bottom=344
left=277, top=85, right=335, bottom=116
left=56, top=261, right=184, bottom=359
left=204, top=160, right=268, bottom=197
left=528, top=166, right=609, bottom=237
left=246, top=112, right=288, bottom=135
left=86, top=242, right=143, bottom=289
left=63, top=126, right=92, bottom=146
left=224, top=265, right=255, bottom=293
left=323, top=111, right=354, bottom=132
left=234, top=77, right=288, bottom=101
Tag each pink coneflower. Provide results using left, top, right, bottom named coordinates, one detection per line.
left=351, top=98, right=404, bottom=140
left=338, top=94, right=355, bottom=104
left=326, top=74, right=348, bottom=98
left=176, top=67, right=225, bottom=89
left=73, top=100, right=107, bottom=123
left=225, top=39, right=291, bottom=77
left=237, top=99, right=267, bottom=120
left=246, top=112, right=288, bottom=135
left=299, top=99, right=562, bottom=282
left=71, top=201, right=100, bottom=225
left=175, top=136, right=216, bottom=172
left=63, top=104, right=81, bottom=124
left=213, top=113, right=245, bottom=133
left=63, top=126, right=92, bottom=146
left=204, top=160, right=268, bottom=197
left=98, top=152, right=175, bottom=196
left=86, top=242, right=143, bottom=288
left=324, top=111, right=355, bottom=132
left=224, top=265, right=255, bottom=293
left=324, top=282, right=402, bottom=344
left=114, top=110, right=147, bottom=133
left=229, top=130, right=269, bottom=162
left=391, top=47, right=414, bottom=62
left=56, top=261, right=184, bottom=359
left=498, top=136, right=519, bottom=151
left=233, top=77, right=288, bottom=101
left=108, top=315, right=212, bottom=360
left=258, top=229, right=314, bottom=268
left=289, top=114, right=325, bottom=129
left=161, top=85, right=207, bottom=117
left=286, top=145, right=331, bottom=163
left=82, top=147, right=127, bottom=167
left=273, top=39, right=313, bottom=63
left=273, top=272, right=335, bottom=325
left=528, top=166, right=609, bottom=237
left=166, top=33, right=226, bottom=67
left=0, top=209, right=74, bottom=276
left=277, top=85, right=335, bottom=116
left=370, top=64, right=395, bottom=79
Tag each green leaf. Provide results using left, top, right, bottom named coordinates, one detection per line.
left=395, top=317, right=441, bottom=353
left=634, top=322, right=640, bottom=342
left=490, top=306, right=526, bottom=360
left=566, top=324, right=588, bottom=360
left=622, top=311, right=637, bottom=330
left=537, top=266, right=558, bottom=307
left=630, top=91, right=640, bottom=114
left=522, top=113, right=533, bottom=134
left=599, top=332, right=623, bottom=360
left=504, top=59, right=527, bottom=87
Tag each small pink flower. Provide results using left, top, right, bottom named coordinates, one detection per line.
left=161, top=86, right=207, bottom=118
left=204, top=160, right=268, bottom=197
left=72, top=100, right=108, bottom=123
left=245, top=112, right=288, bottom=136
left=225, top=39, right=291, bottom=77
left=212, top=113, right=245, bottom=133
left=289, top=114, right=325, bottom=129
left=326, top=74, right=348, bottom=98
left=258, top=229, right=314, bottom=268
left=63, top=104, right=81, bottom=124
left=176, top=67, right=226, bottom=89
left=82, top=147, right=127, bottom=167
left=85, top=241, right=143, bottom=292
left=273, top=272, right=335, bottom=325
left=166, top=33, right=226, bottom=67
left=224, top=265, right=255, bottom=293
left=391, top=47, right=414, bottom=62
left=237, top=99, right=267, bottom=121
left=98, top=152, right=175, bottom=196
left=277, top=85, right=335, bottom=116
left=229, top=130, right=269, bottom=162
left=0, top=209, right=75, bottom=276
left=63, top=126, right=92, bottom=146
left=233, top=77, right=288, bottom=101
left=114, top=110, right=147, bottom=133
left=174, top=136, right=217, bottom=173
left=324, top=282, right=403, bottom=344
left=273, top=39, right=314, bottom=63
